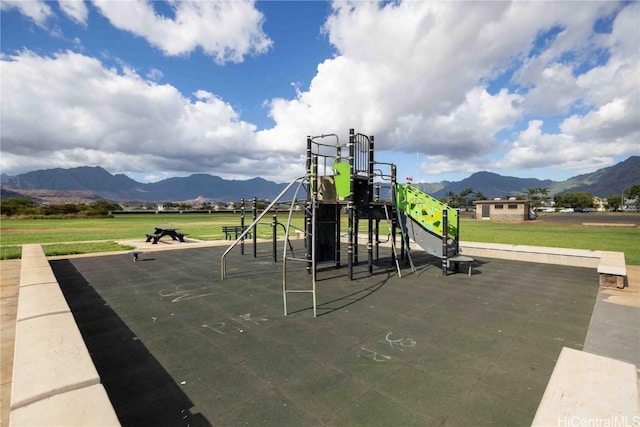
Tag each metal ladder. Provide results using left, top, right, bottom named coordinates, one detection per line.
left=282, top=180, right=317, bottom=317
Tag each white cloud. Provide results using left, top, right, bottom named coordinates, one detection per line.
left=2, top=1, right=638, bottom=183
left=0, top=0, right=52, bottom=27
left=260, top=1, right=639, bottom=179
left=92, top=0, right=272, bottom=63
left=145, top=68, right=164, bottom=82
left=498, top=2, right=639, bottom=175
left=0, top=50, right=298, bottom=180
left=58, top=0, right=88, bottom=25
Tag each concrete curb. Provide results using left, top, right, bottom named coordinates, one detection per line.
left=9, top=244, right=120, bottom=426
left=532, top=347, right=639, bottom=426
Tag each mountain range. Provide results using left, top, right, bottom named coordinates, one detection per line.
left=1, top=156, right=638, bottom=204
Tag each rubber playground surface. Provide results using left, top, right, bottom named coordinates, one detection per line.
left=50, top=241, right=599, bottom=426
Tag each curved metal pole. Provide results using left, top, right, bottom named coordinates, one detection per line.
left=221, top=175, right=307, bottom=280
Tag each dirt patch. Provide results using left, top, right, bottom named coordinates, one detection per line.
left=533, top=212, right=639, bottom=227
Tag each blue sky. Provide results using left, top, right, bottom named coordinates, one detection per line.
left=1, top=1, right=638, bottom=185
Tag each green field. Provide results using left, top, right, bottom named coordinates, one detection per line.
left=1, top=213, right=638, bottom=265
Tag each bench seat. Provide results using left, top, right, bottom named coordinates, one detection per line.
left=222, top=226, right=251, bottom=240
left=447, top=255, right=474, bottom=276
left=145, top=233, right=161, bottom=244
left=597, top=251, right=627, bottom=288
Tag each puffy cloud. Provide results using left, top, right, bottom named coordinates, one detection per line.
left=261, top=0, right=639, bottom=179
left=92, top=0, right=272, bottom=63
left=2, top=1, right=638, bottom=183
left=58, top=0, right=88, bottom=25
left=0, top=50, right=295, bottom=179
left=0, top=0, right=52, bottom=27
left=498, top=2, right=639, bottom=176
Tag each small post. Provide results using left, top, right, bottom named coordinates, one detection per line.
left=456, top=208, right=460, bottom=255
left=240, top=198, right=245, bottom=255
left=375, top=211, right=380, bottom=260
left=335, top=203, right=341, bottom=269
left=442, top=209, right=448, bottom=276
left=252, top=197, right=257, bottom=258
left=272, top=214, right=277, bottom=263
left=306, top=200, right=312, bottom=274
left=368, top=206, right=373, bottom=274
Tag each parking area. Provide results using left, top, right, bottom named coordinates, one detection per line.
left=532, top=212, right=639, bottom=226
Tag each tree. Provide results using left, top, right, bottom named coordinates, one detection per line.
left=87, top=200, right=122, bottom=215
left=0, top=198, right=38, bottom=216
left=606, top=194, right=622, bottom=211
left=624, top=184, right=640, bottom=210
left=538, top=187, right=550, bottom=198
left=525, top=188, right=538, bottom=199
left=626, top=184, right=640, bottom=199
left=445, top=191, right=456, bottom=205
left=555, top=192, right=593, bottom=208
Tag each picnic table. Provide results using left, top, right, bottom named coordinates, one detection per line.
left=145, top=227, right=187, bottom=244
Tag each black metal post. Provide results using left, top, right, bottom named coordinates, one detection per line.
left=306, top=200, right=312, bottom=274
left=348, top=128, right=355, bottom=280
left=272, top=214, right=277, bottom=262
left=456, top=209, right=460, bottom=255
left=335, top=203, right=341, bottom=268
left=354, top=215, right=359, bottom=266
left=368, top=135, right=374, bottom=274
left=375, top=184, right=380, bottom=260
left=240, top=198, right=245, bottom=255
left=368, top=206, right=373, bottom=273
left=252, top=197, right=257, bottom=258
left=442, top=209, right=448, bottom=276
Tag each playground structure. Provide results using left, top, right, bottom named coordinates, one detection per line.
left=221, top=128, right=472, bottom=316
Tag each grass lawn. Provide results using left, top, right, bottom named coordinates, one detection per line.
left=1, top=213, right=638, bottom=265
left=460, top=219, right=640, bottom=265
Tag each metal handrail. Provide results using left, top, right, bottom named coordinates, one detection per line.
left=221, top=175, right=308, bottom=280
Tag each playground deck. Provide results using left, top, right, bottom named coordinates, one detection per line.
left=50, top=241, right=600, bottom=426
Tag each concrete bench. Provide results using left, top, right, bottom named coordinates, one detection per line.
left=532, top=347, right=639, bottom=426
left=597, top=251, right=627, bottom=289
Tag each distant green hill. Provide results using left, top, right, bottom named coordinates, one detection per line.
left=1, top=156, right=638, bottom=202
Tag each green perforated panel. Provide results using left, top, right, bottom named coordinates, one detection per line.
left=395, top=183, right=458, bottom=239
